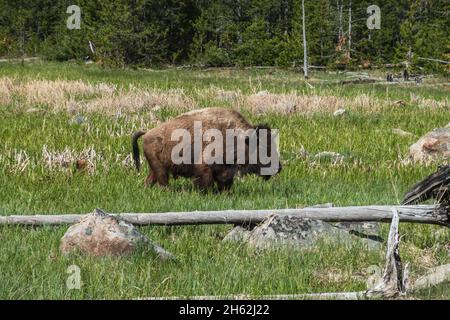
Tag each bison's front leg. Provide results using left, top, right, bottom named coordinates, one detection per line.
left=214, top=166, right=236, bottom=192
left=192, top=165, right=214, bottom=191
left=217, top=179, right=234, bottom=192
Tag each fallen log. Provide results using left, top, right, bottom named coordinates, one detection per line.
left=411, top=263, right=450, bottom=291
left=340, top=78, right=378, bottom=85
left=0, top=205, right=448, bottom=227
left=418, top=57, right=450, bottom=65
left=138, top=291, right=366, bottom=300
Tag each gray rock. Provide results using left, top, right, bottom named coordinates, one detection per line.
left=392, top=128, right=414, bottom=137
left=222, top=226, right=251, bottom=243
left=26, top=108, right=41, bottom=113
left=298, top=145, right=310, bottom=159
left=334, top=221, right=380, bottom=235
left=408, top=127, right=450, bottom=163
left=315, top=151, right=345, bottom=162
left=333, top=108, right=347, bottom=117
left=69, top=114, right=87, bottom=125
left=255, top=90, right=270, bottom=96
left=313, top=151, right=346, bottom=165
left=224, top=215, right=382, bottom=250
left=334, top=222, right=383, bottom=248
left=60, top=209, right=175, bottom=259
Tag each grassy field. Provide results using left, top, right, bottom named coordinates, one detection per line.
left=0, top=60, right=449, bottom=299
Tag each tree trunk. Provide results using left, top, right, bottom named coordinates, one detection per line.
left=302, top=0, right=308, bottom=79
left=348, top=0, right=352, bottom=59
left=337, top=0, right=343, bottom=39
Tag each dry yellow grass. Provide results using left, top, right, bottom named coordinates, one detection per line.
left=1, top=76, right=448, bottom=116
left=0, top=77, right=196, bottom=114
left=410, top=93, right=449, bottom=109
left=0, top=144, right=137, bottom=175
left=0, top=77, right=13, bottom=105
left=82, top=88, right=196, bottom=115
left=242, top=91, right=383, bottom=115
left=41, top=145, right=101, bottom=174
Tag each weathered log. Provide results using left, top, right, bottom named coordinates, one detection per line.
left=340, top=78, right=378, bottom=85
left=411, top=263, right=450, bottom=291
left=402, top=164, right=450, bottom=205
left=138, top=291, right=366, bottom=300
left=418, top=57, right=450, bottom=65
left=0, top=205, right=448, bottom=227
left=308, top=65, right=327, bottom=70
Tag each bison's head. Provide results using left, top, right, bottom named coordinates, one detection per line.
left=240, top=124, right=282, bottom=179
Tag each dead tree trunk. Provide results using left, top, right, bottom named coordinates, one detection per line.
left=366, top=209, right=408, bottom=298
left=302, top=0, right=308, bottom=79
left=0, top=205, right=448, bottom=227
left=337, top=0, right=344, bottom=39
left=348, top=0, right=352, bottom=59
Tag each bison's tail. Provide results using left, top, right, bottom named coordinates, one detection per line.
left=132, top=130, right=146, bottom=171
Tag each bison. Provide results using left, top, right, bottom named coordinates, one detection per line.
left=132, top=108, right=281, bottom=191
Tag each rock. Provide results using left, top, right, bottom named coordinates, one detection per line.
left=408, top=128, right=450, bottom=163
left=392, top=128, right=414, bottom=137
left=222, top=226, right=251, bottom=243
left=333, top=108, right=347, bottom=117
left=314, top=151, right=345, bottom=164
left=60, top=209, right=175, bottom=259
left=215, top=90, right=240, bottom=101
left=69, top=114, right=87, bottom=125
left=298, top=145, right=310, bottom=159
left=334, top=222, right=383, bottom=245
left=393, top=100, right=406, bottom=107
left=315, top=151, right=344, bottom=159
left=255, top=90, right=269, bottom=96
left=223, top=215, right=382, bottom=250
left=26, top=108, right=41, bottom=113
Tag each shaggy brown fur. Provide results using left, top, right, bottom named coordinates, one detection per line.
left=132, top=108, right=281, bottom=191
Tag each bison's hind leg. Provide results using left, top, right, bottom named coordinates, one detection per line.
left=144, top=172, right=157, bottom=187
left=144, top=151, right=169, bottom=187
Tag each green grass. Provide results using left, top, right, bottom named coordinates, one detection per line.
left=0, top=61, right=449, bottom=299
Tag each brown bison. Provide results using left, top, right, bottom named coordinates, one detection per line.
left=132, top=108, right=281, bottom=191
